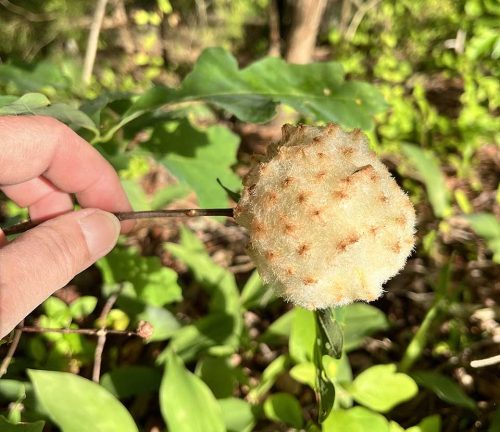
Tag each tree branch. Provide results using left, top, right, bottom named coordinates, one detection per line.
left=82, top=0, right=109, bottom=85
left=1, top=208, right=234, bottom=237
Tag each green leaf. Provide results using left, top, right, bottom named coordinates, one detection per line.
left=173, top=48, right=386, bottom=128
left=98, top=246, right=182, bottom=307
left=106, top=47, right=386, bottom=139
left=196, top=356, right=237, bottom=398
left=406, top=415, right=441, bottom=432
left=100, top=366, right=162, bottom=398
left=240, top=270, right=275, bottom=310
left=490, top=408, right=500, bottom=432
left=411, top=371, right=476, bottom=411
left=34, top=104, right=98, bottom=133
left=137, top=305, right=180, bottom=342
left=159, top=350, right=225, bottom=432
left=317, top=308, right=343, bottom=359
left=289, top=307, right=316, bottom=363
left=69, top=296, right=97, bottom=320
left=264, top=393, right=304, bottom=429
left=218, top=398, right=256, bottom=432
left=290, top=362, right=317, bottom=389
left=466, top=213, right=500, bottom=263
left=0, top=417, right=44, bottom=432
left=144, top=119, right=240, bottom=208
left=0, top=93, right=97, bottom=134
left=343, top=304, right=389, bottom=351
left=164, top=313, right=237, bottom=362
left=402, top=144, right=451, bottom=218
left=0, top=93, right=50, bottom=114
left=260, top=309, right=294, bottom=345
left=323, top=407, right=390, bottom=432
left=28, top=370, right=138, bottom=432
left=247, top=355, right=289, bottom=403
left=348, top=364, right=418, bottom=412
left=0, top=380, right=29, bottom=403
left=165, top=227, right=240, bottom=315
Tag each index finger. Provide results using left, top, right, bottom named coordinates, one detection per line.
left=0, top=115, right=133, bottom=231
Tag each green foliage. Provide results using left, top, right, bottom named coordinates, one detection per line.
left=347, top=364, right=418, bottom=413
left=466, top=213, right=500, bottom=263
left=98, top=246, right=182, bottom=307
left=159, top=350, right=225, bottom=432
left=218, top=398, right=256, bottom=432
left=402, top=144, right=452, bottom=218
left=0, top=417, right=44, bottom=432
left=100, top=366, right=162, bottom=399
left=0, top=1, right=496, bottom=430
left=264, top=393, right=304, bottom=429
left=411, top=372, right=476, bottom=410
left=28, top=370, right=138, bottom=432
left=144, top=119, right=241, bottom=207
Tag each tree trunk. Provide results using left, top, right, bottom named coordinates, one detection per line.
left=285, top=0, right=328, bottom=64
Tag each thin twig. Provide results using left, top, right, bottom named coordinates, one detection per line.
left=470, top=354, right=500, bottom=368
left=268, top=0, right=281, bottom=57
left=82, top=0, right=109, bottom=85
left=17, top=326, right=141, bottom=337
left=0, top=320, right=24, bottom=378
left=345, top=0, right=381, bottom=41
left=92, top=287, right=122, bottom=382
left=1, top=208, right=234, bottom=236
left=0, top=0, right=57, bottom=22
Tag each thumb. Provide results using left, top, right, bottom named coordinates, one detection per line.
left=0, top=209, right=120, bottom=338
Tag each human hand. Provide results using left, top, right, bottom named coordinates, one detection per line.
left=0, top=116, right=133, bottom=338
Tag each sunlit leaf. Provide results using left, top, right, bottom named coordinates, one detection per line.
left=28, top=370, right=138, bottom=432
left=264, top=393, right=304, bottom=429
left=98, top=246, right=182, bottom=307
left=160, top=350, right=225, bottom=432
left=466, top=213, right=500, bottom=263
left=323, top=407, right=390, bottom=432
left=218, top=398, right=256, bottom=432
left=402, top=144, right=451, bottom=218
left=348, top=364, right=418, bottom=412
left=144, top=119, right=240, bottom=208
left=343, top=304, right=389, bottom=351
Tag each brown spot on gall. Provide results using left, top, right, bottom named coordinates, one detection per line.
left=264, top=191, right=278, bottom=205
left=265, top=250, right=277, bottom=261
left=251, top=220, right=265, bottom=237
left=310, top=208, right=324, bottom=220
left=313, top=136, right=322, bottom=144
left=369, top=225, right=379, bottom=236
left=341, top=147, right=354, bottom=157
left=394, top=216, right=406, bottom=226
left=317, top=151, right=326, bottom=159
left=297, top=191, right=310, bottom=204
left=303, top=276, right=317, bottom=285
left=286, top=267, right=296, bottom=276
left=391, top=241, right=402, bottom=254
left=283, top=222, right=297, bottom=235
left=337, top=234, right=360, bottom=252
left=297, top=243, right=311, bottom=256
left=332, top=190, right=348, bottom=200
left=314, top=171, right=327, bottom=182
left=379, top=194, right=389, bottom=204
left=282, top=176, right=294, bottom=187
left=325, top=123, right=339, bottom=134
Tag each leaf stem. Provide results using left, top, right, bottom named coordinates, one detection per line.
left=1, top=208, right=235, bottom=236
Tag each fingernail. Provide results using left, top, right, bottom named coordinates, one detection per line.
left=78, top=210, right=121, bottom=259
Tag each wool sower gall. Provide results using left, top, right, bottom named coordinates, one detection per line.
left=235, top=123, right=416, bottom=310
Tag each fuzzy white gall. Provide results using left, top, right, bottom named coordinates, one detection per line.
left=235, top=123, right=416, bottom=309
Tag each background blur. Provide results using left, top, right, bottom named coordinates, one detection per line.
left=0, top=0, right=499, bottom=431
